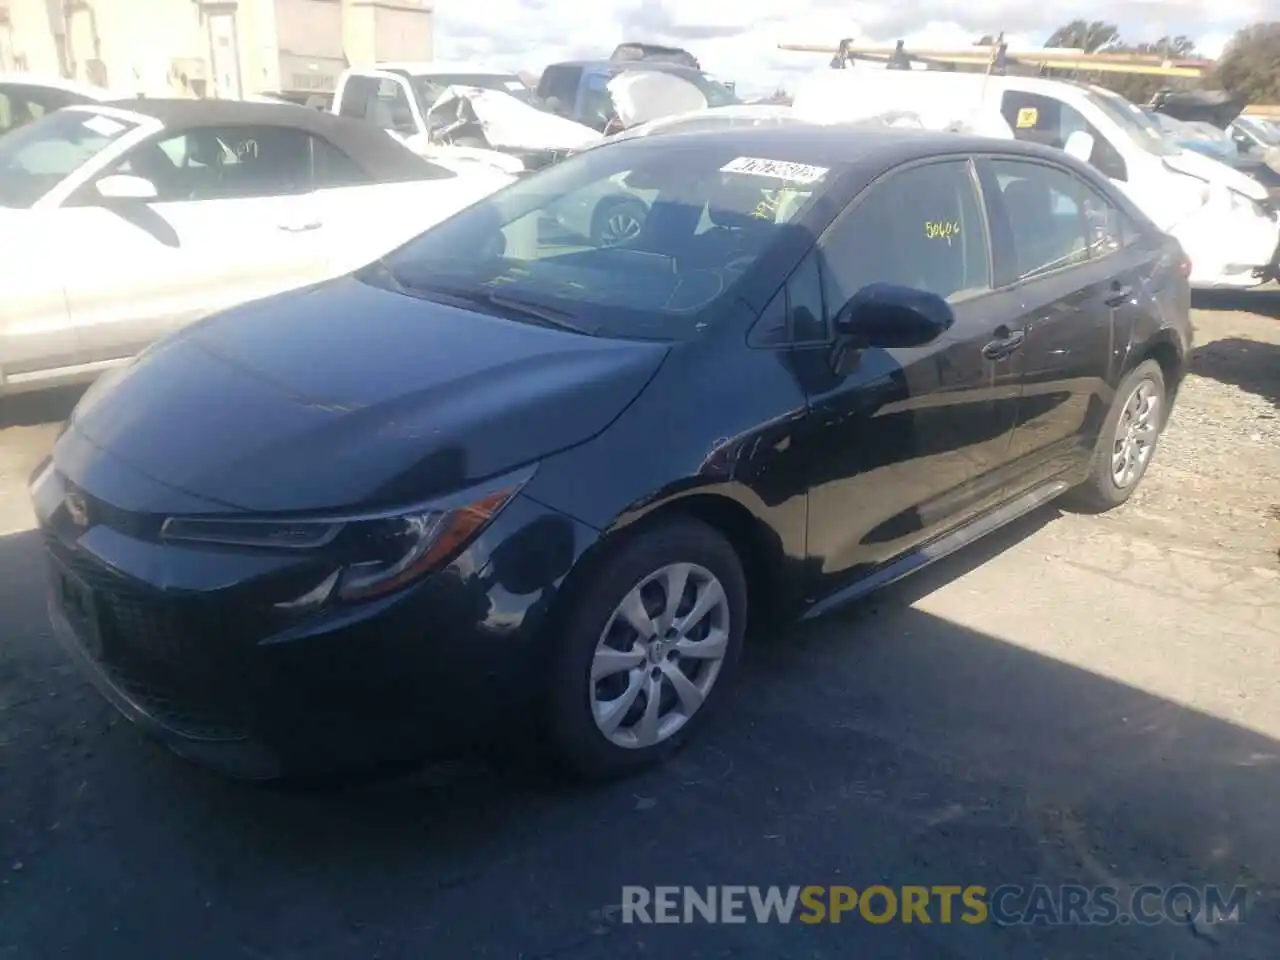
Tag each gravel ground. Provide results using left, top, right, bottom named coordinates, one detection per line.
left=0, top=293, right=1277, bottom=959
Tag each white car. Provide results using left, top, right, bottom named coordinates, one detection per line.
left=792, top=69, right=1280, bottom=290
left=0, top=97, right=514, bottom=396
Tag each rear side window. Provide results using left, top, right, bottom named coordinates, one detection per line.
left=338, top=75, right=378, bottom=119
left=820, top=159, right=991, bottom=306
left=988, top=159, right=1101, bottom=279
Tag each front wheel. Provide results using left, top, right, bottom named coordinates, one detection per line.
left=1061, top=359, right=1167, bottom=513
left=546, top=518, right=747, bottom=780
left=589, top=196, right=648, bottom=246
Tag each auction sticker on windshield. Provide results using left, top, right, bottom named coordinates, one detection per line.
left=721, top=157, right=829, bottom=185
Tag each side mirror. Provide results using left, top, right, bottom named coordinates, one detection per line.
left=96, top=174, right=158, bottom=201
left=834, top=283, right=955, bottom=349
left=1064, top=130, right=1095, bottom=163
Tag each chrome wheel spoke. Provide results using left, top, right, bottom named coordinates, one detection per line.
left=675, top=627, right=728, bottom=661
left=616, top=588, right=657, bottom=640
left=661, top=660, right=705, bottom=715
left=674, top=577, right=726, bottom=637
left=592, top=644, right=646, bottom=681
left=655, top=563, right=692, bottom=635
left=634, top=675, right=665, bottom=747
left=596, top=670, right=644, bottom=736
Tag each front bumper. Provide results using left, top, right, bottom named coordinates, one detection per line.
left=37, top=485, right=599, bottom=779
left=1178, top=201, right=1280, bottom=290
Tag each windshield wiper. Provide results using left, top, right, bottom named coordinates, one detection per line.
left=374, top=269, right=598, bottom=335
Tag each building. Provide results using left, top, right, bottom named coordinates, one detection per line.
left=0, top=0, right=433, bottom=99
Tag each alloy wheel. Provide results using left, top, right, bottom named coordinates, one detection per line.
left=590, top=562, right=730, bottom=749
left=1111, top=378, right=1161, bottom=488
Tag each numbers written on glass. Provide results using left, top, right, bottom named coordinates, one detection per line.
left=925, top=219, right=962, bottom=241
left=232, top=139, right=259, bottom=160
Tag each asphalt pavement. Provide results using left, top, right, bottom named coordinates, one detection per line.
left=1, top=299, right=1279, bottom=959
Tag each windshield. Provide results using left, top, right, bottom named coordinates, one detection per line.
left=1236, top=115, right=1280, bottom=147
left=1084, top=87, right=1180, bottom=157
left=413, top=73, right=535, bottom=107
left=372, top=139, right=831, bottom=341
left=677, top=71, right=739, bottom=108
left=0, top=108, right=140, bottom=208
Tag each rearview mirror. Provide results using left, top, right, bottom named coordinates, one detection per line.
left=834, top=283, right=955, bottom=349
left=1063, top=130, right=1095, bottom=163
left=96, top=174, right=158, bottom=201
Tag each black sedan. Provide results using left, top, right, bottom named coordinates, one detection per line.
left=32, top=125, right=1192, bottom=781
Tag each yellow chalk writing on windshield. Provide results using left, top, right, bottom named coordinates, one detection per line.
left=925, top=220, right=961, bottom=240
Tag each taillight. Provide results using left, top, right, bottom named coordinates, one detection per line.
left=1178, top=253, right=1192, bottom=279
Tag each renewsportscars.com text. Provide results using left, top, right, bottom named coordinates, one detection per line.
left=621, top=884, right=1249, bottom=926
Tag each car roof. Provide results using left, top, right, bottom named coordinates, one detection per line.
left=550, top=60, right=705, bottom=75
left=0, top=73, right=113, bottom=99
left=603, top=121, right=1083, bottom=174
left=87, top=98, right=444, bottom=180
left=374, top=62, right=519, bottom=77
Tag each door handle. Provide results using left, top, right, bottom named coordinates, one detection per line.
left=982, top=327, right=1026, bottom=361
left=1104, top=283, right=1132, bottom=307
left=278, top=220, right=323, bottom=232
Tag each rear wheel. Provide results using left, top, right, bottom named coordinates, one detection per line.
left=1062, top=359, right=1167, bottom=513
left=546, top=519, right=746, bottom=780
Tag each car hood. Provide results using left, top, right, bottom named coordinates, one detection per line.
left=425, top=85, right=601, bottom=151
left=57, top=277, right=669, bottom=516
left=1163, top=149, right=1268, bottom=200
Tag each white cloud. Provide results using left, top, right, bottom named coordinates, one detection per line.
left=433, top=0, right=1268, bottom=97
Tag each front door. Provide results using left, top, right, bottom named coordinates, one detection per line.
left=797, top=157, right=1026, bottom=593
left=60, top=123, right=329, bottom=363
left=978, top=157, right=1144, bottom=490
left=0, top=210, right=82, bottom=389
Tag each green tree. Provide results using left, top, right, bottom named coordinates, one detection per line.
left=1045, top=20, right=1122, bottom=53
left=1212, top=23, right=1280, bottom=103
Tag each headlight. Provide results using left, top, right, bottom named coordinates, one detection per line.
left=159, top=470, right=531, bottom=604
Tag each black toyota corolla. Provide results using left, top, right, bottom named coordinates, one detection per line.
left=33, top=126, right=1192, bottom=780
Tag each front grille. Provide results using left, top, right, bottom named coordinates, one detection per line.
left=47, top=535, right=253, bottom=741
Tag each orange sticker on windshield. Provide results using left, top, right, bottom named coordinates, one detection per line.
left=1015, top=107, right=1038, bottom=128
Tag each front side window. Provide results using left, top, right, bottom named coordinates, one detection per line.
left=820, top=159, right=990, bottom=309
left=0, top=108, right=140, bottom=208
left=100, top=124, right=315, bottom=201
left=1000, top=91, right=1129, bottom=181
left=373, top=141, right=833, bottom=341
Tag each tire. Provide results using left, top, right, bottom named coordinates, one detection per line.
left=1061, top=359, right=1167, bottom=514
left=589, top=196, right=648, bottom=246
left=546, top=518, right=747, bottom=781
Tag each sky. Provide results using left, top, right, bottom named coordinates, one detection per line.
left=432, top=0, right=1269, bottom=97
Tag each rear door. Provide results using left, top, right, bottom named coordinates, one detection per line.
left=977, top=156, right=1155, bottom=491
left=797, top=156, right=1027, bottom=591
left=61, top=123, right=330, bottom=363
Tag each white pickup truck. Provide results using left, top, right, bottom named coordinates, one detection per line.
left=330, top=63, right=600, bottom=174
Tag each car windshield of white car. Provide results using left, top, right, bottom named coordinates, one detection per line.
left=414, top=74, right=536, bottom=106
left=372, top=139, right=832, bottom=341
left=0, top=109, right=140, bottom=208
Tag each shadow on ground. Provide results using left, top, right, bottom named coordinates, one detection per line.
left=2, top=510, right=1278, bottom=959
left=1193, top=288, right=1280, bottom=320
left=0, top=385, right=88, bottom=429
left=1190, top=336, right=1280, bottom=407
